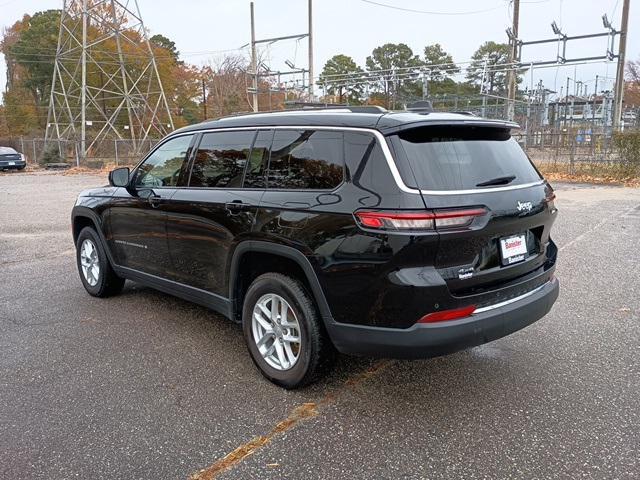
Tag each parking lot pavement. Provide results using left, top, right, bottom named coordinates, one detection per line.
left=1, top=171, right=639, bottom=480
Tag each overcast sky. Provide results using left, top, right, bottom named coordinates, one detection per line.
left=1, top=0, right=638, bottom=99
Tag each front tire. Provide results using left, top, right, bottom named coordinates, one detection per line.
left=242, top=273, right=335, bottom=389
left=76, top=226, right=125, bottom=297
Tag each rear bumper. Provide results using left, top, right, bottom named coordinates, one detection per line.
left=326, top=277, right=559, bottom=359
left=0, top=161, right=26, bottom=169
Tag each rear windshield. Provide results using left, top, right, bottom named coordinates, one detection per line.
left=389, top=126, right=541, bottom=191
left=0, top=147, right=18, bottom=154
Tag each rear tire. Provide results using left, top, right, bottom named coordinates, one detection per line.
left=76, top=226, right=125, bottom=297
left=242, top=273, right=335, bottom=389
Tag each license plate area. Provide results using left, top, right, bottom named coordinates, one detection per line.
left=8, top=161, right=15, bottom=166
left=500, top=234, right=528, bottom=265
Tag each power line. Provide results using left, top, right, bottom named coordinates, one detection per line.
left=359, top=0, right=505, bottom=15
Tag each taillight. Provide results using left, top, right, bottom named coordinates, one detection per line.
left=418, top=305, right=477, bottom=323
left=354, top=208, right=486, bottom=231
left=545, top=192, right=556, bottom=211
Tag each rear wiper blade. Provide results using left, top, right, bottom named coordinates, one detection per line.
left=476, top=175, right=516, bottom=187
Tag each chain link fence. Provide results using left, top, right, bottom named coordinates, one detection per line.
left=0, top=137, right=161, bottom=168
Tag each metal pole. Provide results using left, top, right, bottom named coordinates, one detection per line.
left=565, top=76, right=570, bottom=129
left=507, top=0, right=520, bottom=121
left=593, top=75, right=599, bottom=125
left=422, top=70, right=429, bottom=100
left=250, top=2, right=258, bottom=112
left=202, top=78, right=207, bottom=119
left=613, top=0, right=630, bottom=129
left=80, top=0, right=87, bottom=161
left=308, top=0, right=314, bottom=100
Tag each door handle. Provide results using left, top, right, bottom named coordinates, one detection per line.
left=225, top=200, right=248, bottom=214
left=148, top=193, right=162, bottom=208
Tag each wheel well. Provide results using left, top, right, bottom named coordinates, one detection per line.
left=72, top=216, right=97, bottom=244
left=232, top=251, right=314, bottom=322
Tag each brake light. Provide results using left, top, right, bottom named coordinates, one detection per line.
left=418, top=305, right=477, bottom=323
left=545, top=192, right=556, bottom=211
left=354, top=208, right=486, bottom=231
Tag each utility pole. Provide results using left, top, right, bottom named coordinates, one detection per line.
left=507, top=0, right=520, bottom=121
left=250, top=2, right=258, bottom=112
left=593, top=75, right=599, bottom=125
left=613, top=0, right=630, bottom=129
left=422, top=70, right=429, bottom=100
left=202, top=78, right=207, bottom=119
left=308, top=0, right=314, bottom=100
left=565, top=76, right=570, bottom=128
left=246, top=3, right=312, bottom=109
left=80, top=0, right=87, bottom=160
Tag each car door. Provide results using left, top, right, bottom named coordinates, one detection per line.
left=254, top=128, right=347, bottom=237
left=106, top=134, right=195, bottom=277
left=164, top=129, right=270, bottom=296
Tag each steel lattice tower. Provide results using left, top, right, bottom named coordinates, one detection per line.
left=46, top=0, right=174, bottom=159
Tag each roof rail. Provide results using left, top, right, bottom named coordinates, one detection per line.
left=214, top=105, right=389, bottom=122
left=292, top=105, right=388, bottom=114
left=450, top=111, right=477, bottom=117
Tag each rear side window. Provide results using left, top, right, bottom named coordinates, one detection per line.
left=267, top=130, right=344, bottom=190
left=389, top=126, right=541, bottom=191
left=189, top=130, right=256, bottom=188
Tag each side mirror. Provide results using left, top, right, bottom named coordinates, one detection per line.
left=109, top=167, right=130, bottom=187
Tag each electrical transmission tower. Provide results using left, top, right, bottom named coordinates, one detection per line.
left=46, top=0, right=174, bottom=161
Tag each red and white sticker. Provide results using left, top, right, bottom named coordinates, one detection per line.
left=500, top=234, right=527, bottom=264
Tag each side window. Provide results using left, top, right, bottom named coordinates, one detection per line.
left=267, top=130, right=344, bottom=190
left=189, top=131, right=255, bottom=188
left=243, top=129, right=272, bottom=189
left=135, top=135, right=193, bottom=187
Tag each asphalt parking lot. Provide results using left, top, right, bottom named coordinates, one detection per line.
left=1, top=171, right=639, bottom=479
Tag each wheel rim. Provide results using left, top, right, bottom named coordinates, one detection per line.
left=80, top=238, right=100, bottom=287
left=251, top=293, right=301, bottom=371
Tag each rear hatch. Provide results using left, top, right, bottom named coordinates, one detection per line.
left=388, top=124, right=557, bottom=301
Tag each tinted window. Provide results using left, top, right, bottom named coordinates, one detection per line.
left=135, top=135, right=193, bottom=187
left=267, top=130, right=344, bottom=190
left=243, top=130, right=272, bottom=189
left=189, top=131, right=255, bottom=188
left=390, top=126, right=542, bottom=191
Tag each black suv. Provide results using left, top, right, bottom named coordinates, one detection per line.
left=72, top=108, right=559, bottom=388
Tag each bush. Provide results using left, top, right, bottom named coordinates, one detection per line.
left=613, top=130, right=640, bottom=176
left=40, top=144, right=62, bottom=164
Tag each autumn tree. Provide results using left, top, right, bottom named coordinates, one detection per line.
left=466, top=41, right=511, bottom=95
left=366, top=43, right=423, bottom=108
left=626, top=58, right=640, bottom=106
left=319, top=54, right=364, bottom=104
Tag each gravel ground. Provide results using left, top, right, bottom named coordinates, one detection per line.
left=1, top=171, right=638, bottom=479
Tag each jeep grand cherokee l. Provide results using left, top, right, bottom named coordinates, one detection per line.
left=71, top=108, right=559, bottom=388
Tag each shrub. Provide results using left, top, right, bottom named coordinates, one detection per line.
left=613, top=130, right=640, bottom=176
left=40, top=144, right=63, bottom=164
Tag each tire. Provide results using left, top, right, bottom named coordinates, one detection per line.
left=242, top=273, right=335, bottom=389
left=75, top=226, right=125, bottom=297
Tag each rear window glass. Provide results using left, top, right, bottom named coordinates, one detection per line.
left=390, top=126, right=541, bottom=191
left=0, top=147, right=18, bottom=154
